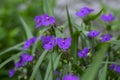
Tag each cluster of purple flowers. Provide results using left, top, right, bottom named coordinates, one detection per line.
left=34, top=14, right=55, bottom=28
left=41, top=36, right=72, bottom=51
left=78, top=47, right=89, bottom=58
left=110, top=64, right=120, bottom=73
left=9, top=53, right=34, bottom=78
left=23, top=37, right=37, bottom=50
left=87, top=30, right=111, bottom=42
left=101, top=13, right=115, bottom=22
left=76, top=7, right=94, bottom=18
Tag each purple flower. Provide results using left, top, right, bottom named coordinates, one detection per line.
left=34, top=16, right=43, bottom=28
left=23, top=37, right=37, bottom=50
left=56, top=78, right=60, bottom=80
left=15, top=53, right=34, bottom=68
left=9, top=69, right=15, bottom=78
left=100, top=34, right=111, bottom=42
left=34, top=14, right=55, bottom=28
left=76, top=7, right=94, bottom=17
left=88, top=30, right=100, bottom=38
left=42, top=14, right=55, bottom=26
left=101, top=13, right=115, bottom=22
left=41, top=36, right=57, bottom=50
left=21, top=53, right=34, bottom=62
left=110, top=64, right=120, bottom=73
left=62, top=74, right=80, bottom=80
left=54, top=70, right=60, bottom=75
left=15, top=57, right=25, bottom=68
left=78, top=47, right=89, bottom=58
left=57, top=37, right=72, bottom=50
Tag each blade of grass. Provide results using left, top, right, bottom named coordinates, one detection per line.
left=42, top=0, right=54, bottom=16
left=44, top=52, right=62, bottom=80
left=0, top=42, right=24, bottom=56
left=81, top=43, right=109, bottom=80
left=19, top=16, right=33, bottom=39
left=66, top=5, right=73, bottom=37
left=99, top=58, right=108, bottom=80
left=30, top=50, right=48, bottom=80
left=71, top=31, right=81, bottom=63
left=0, top=51, right=24, bottom=68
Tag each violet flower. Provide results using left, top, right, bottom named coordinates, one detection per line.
left=110, top=64, right=120, bottom=73
left=34, top=14, right=55, bottom=28
left=57, top=37, right=72, bottom=50
left=100, top=34, right=111, bottom=42
left=88, top=30, right=100, bottom=38
left=15, top=53, right=34, bottom=68
left=101, top=13, right=115, bottom=22
left=62, top=74, right=80, bottom=80
left=23, top=37, right=37, bottom=50
left=9, top=69, right=15, bottom=78
left=78, top=47, right=89, bottom=58
left=41, top=36, right=57, bottom=50
left=76, top=7, right=94, bottom=17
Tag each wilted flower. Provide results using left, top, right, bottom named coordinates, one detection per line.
left=57, top=37, right=72, bottom=50
left=9, top=69, right=15, bottom=78
left=110, top=64, right=120, bottom=73
left=23, top=37, right=37, bottom=50
left=100, top=34, right=111, bottom=42
left=41, top=36, right=57, bottom=50
left=101, top=13, right=115, bottom=22
left=78, top=47, right=89, bottom=58
left=88, top=30, right=100, bottom=38
left=76, top=7, right=94, bottom=17
left=62, top=74, right=80, bottom=80
left=34, top=14, right=55, bottom=28
left=15, top=53, right=34, bottom=68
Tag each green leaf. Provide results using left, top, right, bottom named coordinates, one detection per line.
left=30, top=50, right=48, bottom=80
left=55, top=28, right=65, bottom=38
left=19, top=16, right=33, bottom=39
left=99, top=58, right=108, bottom=80
left=66, top=5, right=73, bottom=37
left=0, top=52, right=24, bottom=69
left=88, top=8, right=103, bottom=21
left=42, top=0, right=54, bottom=16
left=0, top=42, right=24, bottom=56
left=44, top=52, right=62, bottom=80
left=35, top=70, right=43, bottom=80
left=71, top=31, right=81, bottom=63
left=81, top=43, right=109, bottom=80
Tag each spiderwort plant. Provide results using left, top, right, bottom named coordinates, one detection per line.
left=0, top=3, right=119, bottom=80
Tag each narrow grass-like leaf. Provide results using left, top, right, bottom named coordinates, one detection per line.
left=0, top=42, right=24, bottom=56
left=19, top=16, right=33, bottom=39
left=99, top=58, right=108, bottom=80
left=71, top=31, right=81, bottom=63
left=42, top=0, right=54, bottom=16
left=35, top=70, right=43, bottom=80
left=44, top=52, right=62, bottom=80
left=66, top=5, right=73, bottom=37
left=30, top=50, right=48, bottom=80
left=0, top=52, right=24, bottom=68
left=88, top=8, right=103, bottom=21
left=81, top=43, right=109, bottom=80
